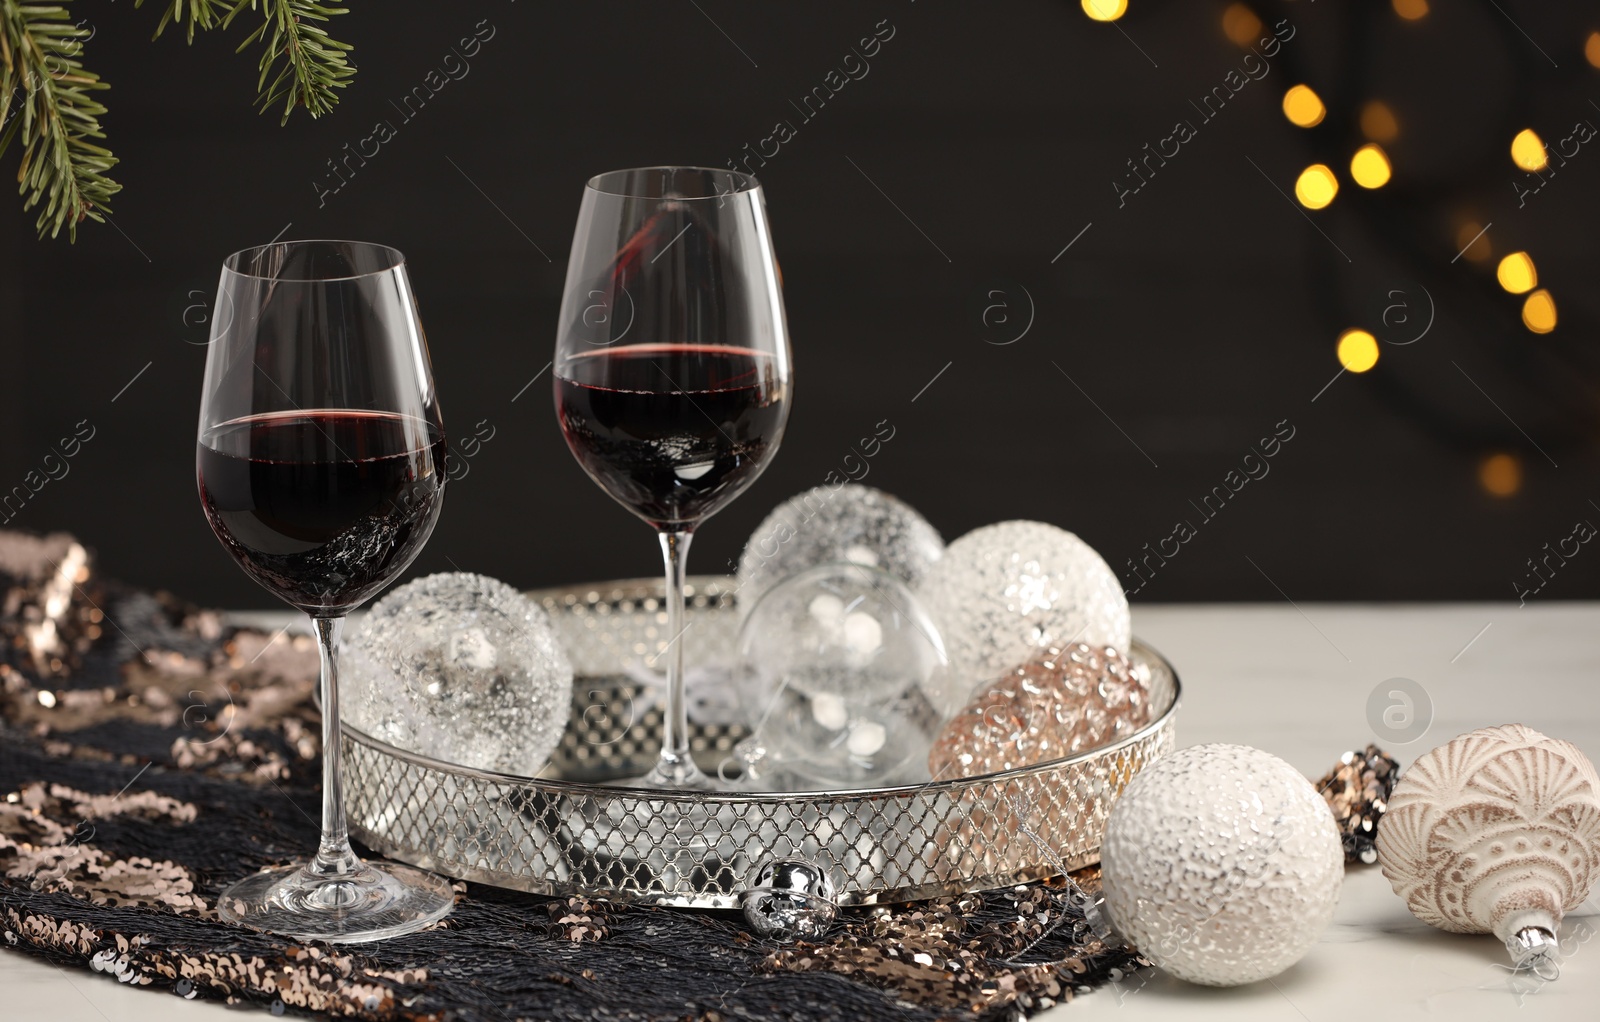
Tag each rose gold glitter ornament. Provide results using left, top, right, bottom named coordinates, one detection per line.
left=928, top=643, right=1152, bottom=780
left=1376, top=723, right=1600, bottom=977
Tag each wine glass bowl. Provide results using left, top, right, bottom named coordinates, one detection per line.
left=196, top=239, right=455, bottom=942
left=554, top=343, right=787, bottom=529
left=197, top=409, right=446, bottom=616
left=554, top=168, right=792, bottom=789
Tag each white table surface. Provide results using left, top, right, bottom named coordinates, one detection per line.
left=5, top=602, right=1597, bottom=1020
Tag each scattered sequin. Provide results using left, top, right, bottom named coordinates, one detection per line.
left=1315, top=743, right=1398, bottom=865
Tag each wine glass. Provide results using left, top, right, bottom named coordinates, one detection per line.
left=196, top=239, right=455, bottom=941
left=554, top=167, right=792, bottom=790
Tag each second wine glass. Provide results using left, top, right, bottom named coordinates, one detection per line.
left=554, top=167, right=792, bottom=790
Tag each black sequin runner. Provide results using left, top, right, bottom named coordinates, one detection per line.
left=0, top=533, right=1145, bottom=1020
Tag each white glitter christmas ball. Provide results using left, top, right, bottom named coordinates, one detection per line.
left=345, top=572, right=573, bottom=776
left=736, top=485, right=943, bottom=620
left=735, top=564, right=947, bottom=788
left=1101, top=743, right=1345, bottom=987
left=916, top=520, right=1129, bottom=699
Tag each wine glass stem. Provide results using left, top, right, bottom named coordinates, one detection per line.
left=653, top=527, right=700, bottom=785
left=309, top=615, right=361, bottom=878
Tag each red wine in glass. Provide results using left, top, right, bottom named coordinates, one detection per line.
left=197, top=409, right=446, bottom=616
left=555, top=344, right=786, bottom=530
left=555, top=167, right=791, bottom=791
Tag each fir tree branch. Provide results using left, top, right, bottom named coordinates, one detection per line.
left=142, top=0, right=355, bottom=125
left=231, top=0, right=354, bottom=125
left=0, top=1, right=119, bottom=240
left=2, top=0, right=356, bottom=241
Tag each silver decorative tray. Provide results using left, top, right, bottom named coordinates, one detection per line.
left=341, top=578, right=1180, bottom=908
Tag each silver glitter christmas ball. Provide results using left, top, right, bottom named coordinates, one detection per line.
left=1101, top=743, right=1345, bottom=987
left=345, top=572, right=573, bottom=776
left=736, top=484, right=943, bottom=620
left=741, top=857, right=838, bottom=939
left=916, top=521, right=1129, bottom=700
left=736, top=564, right=947, bottom=788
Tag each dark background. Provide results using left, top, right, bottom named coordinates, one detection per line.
left=3, top=0, right=1599, bottom=608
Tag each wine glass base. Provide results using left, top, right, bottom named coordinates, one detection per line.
left=216, top=860, right=455, bottom=943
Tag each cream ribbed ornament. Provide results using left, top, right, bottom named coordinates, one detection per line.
left=1376, top=724, right=1600, bottom=976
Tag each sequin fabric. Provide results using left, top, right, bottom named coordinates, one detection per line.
left=761, top=872, right=1145, bottom=1017
left=0, top=531, right=1144, bottom=1020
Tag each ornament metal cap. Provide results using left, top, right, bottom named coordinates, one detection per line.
left=1504, top=917, right=1560, bottom=979
left=1065, top=882, right=1118, bottom=945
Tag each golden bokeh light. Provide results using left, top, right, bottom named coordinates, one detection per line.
left=1511, top=128, right=1548, bottom=171
left=1282, top=85, right=1326, bottom=128
left=1587, top=31, right=1600, bottom=68
left=1392, top=0, right=1429, bottom=21
left=1350, top=144, right=1392, bottom=188
left=1337, top=329, right=1380, bottom=373
left=1081, top=0, right=1128, bottom=22
left=1496, top=251, right=1537, bottom=294
left=1360, top=101, right=1400, bottom=143
left=1455, top=222, right=1492, bottom=263
left=1478, top=453, right=1522, bottom=498
left=1294, top=164, right=1339, bottom=209
left=1223, top=4, right=1263, bottom=47
left=1522, top=289, right=1557, bottom=333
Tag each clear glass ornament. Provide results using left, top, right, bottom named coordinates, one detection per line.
left=736, top=484, right=943, bottom=619
left=734, top=564, right=947, bottom=789
left=346, top=572, right=573, bottom=776
left=917, top=520, right=1129, bottom=703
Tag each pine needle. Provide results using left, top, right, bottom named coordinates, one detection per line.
left=144, top=0, right=235, bottom=44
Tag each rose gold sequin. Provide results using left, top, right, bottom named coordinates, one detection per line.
left=1, top=782, right=207, bottom=913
